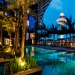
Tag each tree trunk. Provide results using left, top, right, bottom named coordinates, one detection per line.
left=14, top=9, right=21, bottom=53
left=14, top=27, right=19, bottom=52
left=9, top=34, right=12, bottom=46
left=0, top=24, right=2, bottom=45
left=14, top=18, right=19, bottom=52
left=21, top=1, right=27, bottom=60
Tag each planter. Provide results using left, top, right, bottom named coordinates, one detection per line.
left=13, top=67, right=41, bottom=75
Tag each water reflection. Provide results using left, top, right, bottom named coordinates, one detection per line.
left=25, top=46, right=75, bottom=75
left=26, top=48, right=28, bottom=55
left=30, top=46, right=35, bottom=56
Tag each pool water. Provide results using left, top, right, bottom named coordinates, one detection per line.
left=25, top=46, right=75, bottom=75
left=0, top=63, right=5, bottom=75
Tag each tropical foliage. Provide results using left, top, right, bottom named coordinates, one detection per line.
left=10, top=56, right=37, bottom=74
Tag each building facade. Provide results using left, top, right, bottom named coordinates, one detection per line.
left=38, top=0, right=52, bottom=26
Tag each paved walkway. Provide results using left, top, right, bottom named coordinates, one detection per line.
left=33, top=44, right=75, bottom=53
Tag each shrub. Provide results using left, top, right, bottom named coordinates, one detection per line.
left=4, top=52, right=15, bottom=59
left=25, top=56, right=37, bottom=69
left=10, top=56, right=37, bottom=74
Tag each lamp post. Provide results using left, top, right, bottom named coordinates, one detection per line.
left=56, top=12, right=67, bottom=46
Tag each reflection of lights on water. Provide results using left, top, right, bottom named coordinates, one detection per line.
left=68, top=53, right=74, bottom=56
left=62, top=52, right=66, bottom=54
left=71, top=53, right=74, bottom=55
left=26, top=48, right=29, bottom=56
left=70, top=53, right=74, bottom=55
left=52, top=50, right=56, bottom=52
left=60, top=57, right=65, bottom=62
left=30, top=46, right=34, bottom=56
left=32, top=46, right=34, bottom=51
left=60, top=52, right=66, bottom=54
left=30, top=51, right=34, bottom=56
left=26, top=48, right=28, bottom=53
left=60, top=57, right=63, bottom=60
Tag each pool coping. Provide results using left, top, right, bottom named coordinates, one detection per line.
left=32, top=45, right=75, bottom=53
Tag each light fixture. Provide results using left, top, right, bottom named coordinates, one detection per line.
left=0, top=11, right=3, bottom=15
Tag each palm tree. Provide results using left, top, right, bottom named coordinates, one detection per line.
left=38, top=22, right=47, bottom=45
left=49, top=24, right=58, bottom=46
left=42, top=22, right=47, bottom=45
left=57, top=25, right=69, bottom=46
left=66, top=16, right=75, bottom=47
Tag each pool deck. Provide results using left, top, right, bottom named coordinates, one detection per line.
left=33, top=45, right=75, bottom=53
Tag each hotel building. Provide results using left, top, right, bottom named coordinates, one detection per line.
left=38, top=0, right=52, bottom=26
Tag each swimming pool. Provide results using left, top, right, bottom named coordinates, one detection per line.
left=25, top=46, right=75, bottom=75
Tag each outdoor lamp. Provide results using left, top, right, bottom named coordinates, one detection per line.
left=27, top=8, right=30, bottom=14
left=0, top=10, right=3, bottom=15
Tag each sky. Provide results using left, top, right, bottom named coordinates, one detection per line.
left=43, top=0, right=75, bottom=27
left=42, top=0, right=75, bottom=40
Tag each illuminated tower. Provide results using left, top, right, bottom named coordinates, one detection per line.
left=57, top=12, right=67, bottom=38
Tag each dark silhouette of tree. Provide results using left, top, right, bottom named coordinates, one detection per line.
left=37, top=22, right=51, bottom=45
left=66, top=16, right=75, bottom=47
left=49, top=24, right=58, bottom=46
left=57, top=25, right=69, bottom=46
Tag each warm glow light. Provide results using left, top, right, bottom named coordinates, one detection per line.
left=21, top=61, right=25, bottom=66
left=4, top=47, right=11, bottom=52
left=0, top=42, right=2, bottom=45
left=0, top=11, right=3, bottom=15
left=32, top=39, right=34, bottom=44
left=30, top=33, right=35, bottom=39
left=27, top=9, right=30, bottom=13
left=19, top=57, right=26, bottom=67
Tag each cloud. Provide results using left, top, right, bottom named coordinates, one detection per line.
left=50, top=0, right=63, bottom=10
